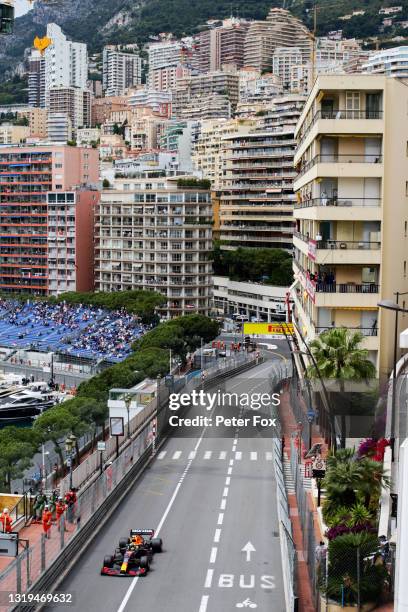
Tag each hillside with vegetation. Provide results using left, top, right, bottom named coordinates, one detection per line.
left=2, top=0, right=408, bottom=86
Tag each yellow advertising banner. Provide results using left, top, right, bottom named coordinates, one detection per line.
left=243, top=322, right=294, bottom=335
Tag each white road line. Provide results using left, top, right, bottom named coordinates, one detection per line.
left=157, top=451, right=166, bottom=460
left=217, top=513, right=224, bottom=525
left=220, top=498, right=226, bottom=511
left=188, top=451, right=196, bottom=459
left=219, top=451, right=227, bottom=460
left=204, top=451, right=212, bottom=460
left=222, top=487, right=229, bottom=497
left=172, top=451, right=182, bottom=460
left=225, top=476, right=231, bottom=485
left=227, top=466, right=233, bottom=475
left=250, top=452, right=257, bottom=461
left=199, top=595, right=209, bottom=612
left=204, top=569, right=214, bottom=588
left=266, top=451, right=273, bottom=461
left=117, top=398, right=214, bottom=612
left=235, top=451, right=242, bottom=460
left=214, top=528, right=221, bottom=543
left=209, top=547, right=218, bottom=564
left=229, top=458, right=234, bottom=466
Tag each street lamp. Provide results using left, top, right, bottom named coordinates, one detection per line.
left=65, top=433, right=77, bottom=490
left=378, top=294, right=408, bottom=460
left=124, top=393, right=132, bottom=439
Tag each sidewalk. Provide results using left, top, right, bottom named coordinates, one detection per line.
left=279, top=390, right=325, bottom=612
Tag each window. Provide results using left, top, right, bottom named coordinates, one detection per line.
left=56, top=185, right=62, bottom=190
left=55, top=163, right=63, bottom=168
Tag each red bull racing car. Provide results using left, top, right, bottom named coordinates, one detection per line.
left=101, top=529, right=163, bottom=577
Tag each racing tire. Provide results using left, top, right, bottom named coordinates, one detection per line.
left=103, top=555, right=114, bottom=568
left=119, top=537, right=129, bottom=550
left=151, top=537, right=163, bottom=552
left=139, top=556, right=150, bottom=571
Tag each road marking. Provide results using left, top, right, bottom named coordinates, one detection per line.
left=157, top=451, right=166, bottom=460
left=219, top=451, right=227, bottom=459
left=220, top=498, right=226, bottom=510
left=188, top=451, right=196, bottom=459
left=229, top=458, right=234, bottom=466
left=117, top=398, right=213, bottom=612
left=235, top=451, right=242, bottom=460
left=222, top=487, right=229, bottom=497
left=204, top=451, right=212, bottom=459
left=204, top=569, right=214, bottom=588
left=227, top=467, right=233, bottom=475
left=266, top=451, right=273, bottom=461
left=250, top=452, right=257, bottom=461
left=199, top=595, right=209, bottom=612
left=172, top=451, right=182, bottom=460
left=225, top=476, right=231, bottom=485
left=217, top=513, right=224, bottom=525
left=214, top=528, right=221, bottom=543
left=209, top=547, right=218, bottom=563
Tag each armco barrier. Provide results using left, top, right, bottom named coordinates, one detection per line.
left=5, top=353, right=262, bottom=612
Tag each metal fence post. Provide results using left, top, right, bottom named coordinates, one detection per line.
left=41, top=533, right=46, bottom=572
left=357, top=546, right=361, bottom=612
left=26, top=548, right=31, bottom=588
left=60, top=515, right=65, bottom=549
left=16, top=553, right=21, bottom=593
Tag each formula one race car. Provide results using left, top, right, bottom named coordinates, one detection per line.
left=101, top=529, right=163, bottom=577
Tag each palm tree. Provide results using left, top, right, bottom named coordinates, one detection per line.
left=307, top=328, right=376, bottom=446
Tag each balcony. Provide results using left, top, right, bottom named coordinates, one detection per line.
left=315, top=326, right=378, bottom=337
left=294, top=197, right=382, bottom=221
left=293, top=232, right=381, bottom=264
left=295, top=110, right=384, bottom=161
left=296, top=154, right=383, bottom=180
left=315, top=283, right=380, bottom=308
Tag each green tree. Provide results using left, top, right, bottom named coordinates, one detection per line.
left=0, top=428, right=40, bottom=493
left=33, top=407, right=82, bottom=469
left=307, top=328, right=376, bottom=446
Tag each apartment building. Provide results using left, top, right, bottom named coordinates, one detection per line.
left=147, top=39, right=195, bottom=90
left=102, top=47, right=142, bottom=96
left=47, top=113, right=72, bottom=143
left=128, top=89, right=172, bottom=116
left=18, top=107, right=48, bottom=139
left=363, top=46, right=408, bottom=78
left=292, top=74, right=408, bottom=377
left=273, top=47, right=303, bottom=90
left=0, top=124, right=30, bottom=145
left=193, top=118, right=256, bottom=189
left=148, top=64, right=191, bottom=92
left=95, top=171, right=213, bottom=318
left=195, top=18, right=250, bottom=72
left=244, top=8, right=312, bottom=72
left=91, top=96, right=129, bottom=127
left=219, top=95, right=305, bottom=250
left=213, top=276, right=289, bottom=320
left=0, top=145, right=99, bottom=295
left=48, top=87, right=92, bottom=130
left=28, top=23, right=88, bottom=109
left=172, top=71, right=240, bottom=118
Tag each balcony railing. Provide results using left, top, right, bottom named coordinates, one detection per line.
left=317, top=239, right=381, bottom=250
left=315, top=326, right=378, bottom=337
left=297, top=154, right=383, bottom=178
left=296, top=109, right=383, bottom=148
left=316, top=283, right=380, bottom=294
left=295, top=197, right=381, bottom=209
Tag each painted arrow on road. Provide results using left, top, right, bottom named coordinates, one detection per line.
left=241, top=541, right=256, bottom=562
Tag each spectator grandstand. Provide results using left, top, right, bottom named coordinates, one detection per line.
left=0, top=299, right=144, bottom=363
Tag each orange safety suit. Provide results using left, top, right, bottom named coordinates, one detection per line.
left=0, top=512, right=12, bottom=533
left=42, top=509, right=52, bottom=538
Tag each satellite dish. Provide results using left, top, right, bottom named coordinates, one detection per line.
left=33, top=35, right=52, bottom=55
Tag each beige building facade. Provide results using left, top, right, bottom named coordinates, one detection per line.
left=292, top=74, right=408, bottom=378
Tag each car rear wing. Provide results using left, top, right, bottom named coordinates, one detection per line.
left=130, top=529, right=155, bottom=536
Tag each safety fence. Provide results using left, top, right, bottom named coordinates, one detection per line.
left=0, top=352, right=262, bottom=611
left=273, top=434, right=297, bottom=611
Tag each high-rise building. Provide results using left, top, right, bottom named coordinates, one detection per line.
left=95, top=171, right=213, bottom=318
left=195, top=19, right=250, bottom=72
left=102, top=46, right=142, bottom=96
left=273, top=47, right=303, bottom=90
left=193, top=118, right=256, bottom=189
left=147, top=38, right=195, bottom=90
left=172, top=70, right=240, bottom=118
left=28, top=23, right=88, bottom=109
left=244, top=8, right=312, bottom=72
left=48, top=87, right=92, bottom=130
left=219, top=94, right=305, bottom=250
left=292, top=74, right=408, bottom=376
left=362, top=46, right=408, bottom=78
left=0, top=145, right=99, bottom=295
left=47, top=112, right=72, bottom=143
left=18, top=108, right=48, bottom=139
left=128, top=89, right=172, bottom=116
